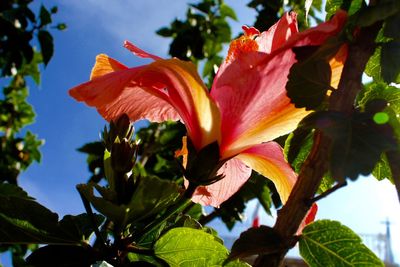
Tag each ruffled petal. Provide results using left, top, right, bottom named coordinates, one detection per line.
left=236, top=142, right=297, bottom=203
left=257, top=12, right=298, bottom=54
left=69, top=55, right=180, bottom=123
left=191, top=158, right=252, bottom=207
left=211, top=11, right=347, bottom=158
left=137, top=59, right=221, bottom=150
left=70, top=55, right=220, bottom=150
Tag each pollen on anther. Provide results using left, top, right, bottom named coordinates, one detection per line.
left=226, top=36, right=259, bottom=62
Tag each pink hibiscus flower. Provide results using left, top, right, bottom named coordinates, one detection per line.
left=69, top=11, right=347, bottom=208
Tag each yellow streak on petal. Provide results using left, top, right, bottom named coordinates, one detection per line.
left=329, top=44, right=348, bottom=91
left=222, top=104, right=309, bottom=159
left=175, top=136, right=188, bottom=168
left=90, top=54, right=128, bottom=80
left=237, top=152, right=295, bottom=203
left=147, top=59, right=221, bottom=149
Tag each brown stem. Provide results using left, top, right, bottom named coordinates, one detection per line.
left=254, top=20, right=383, bottom=267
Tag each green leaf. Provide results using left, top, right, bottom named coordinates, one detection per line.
left=39, top=5, right=52, bottom=26
left=356, top=1, right=400, bottom=27
left=154, top=227, right=230, bottom=266
left=19, top=52, right=42, bottom=85
left=381, top=41, right=400, bottom=84
left=284, top=131, right=335, bottom=193
left=287, top=40, right=342, bottom=110
left=372, top=153, right=392, bottom=182
left=59, top=213, right=104, bottom=242
left=77, top=176, right=179, bottom=227
left=296, top=109, right=397, bottom=180
left=0, top=184, right=78, bottom=244
left=365, top=46, right=382, bottom=81
left=220, top=4, right=237, bottom=21
left=26, top=245, right=98, bottom=267
left=325, top=0, right=363, bottom=19
left=358, top=82, right=400, bottom=182
left=38, top=30, right=54, bottom=66
left=384, top=13, right=400, bottom=39
left=230, top=226, right=283, bottom=259
left=300, top=220, right=384, bottom=267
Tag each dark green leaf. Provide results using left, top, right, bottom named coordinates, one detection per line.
left=39, top=5, right=52, bottom=26
left=0, top=184, right=77, bottom=244
left=381, top=41, right=400, bottom=84
left=297, top=109, right=397, bottom=180
left=38, top=30, right=54, bottom=66
left=230, top=226, right=283, bottom=259
left=284, top=131, right=335, bottom=193
left=26, top=245, right=98, bottom=267
left=77, top=176, right=179, bottom=227
left=286, top=39, right=342, bottom=110
left=50, top=6, right=58, bottom=14
left=287, top=59, right=331, bottom=108
left=77, top=141, right=105, bottom=155
left=384, top=13, right=400, bottom=39
left=300, top=220, right=384, bottom=267
left=156, top=27, right=173, bottom=37
left=59, top=213, right=104, bottom=242
left=356, top=1, right=400, bottom=27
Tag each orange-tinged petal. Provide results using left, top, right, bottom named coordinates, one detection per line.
left=191, top=158, right=252, bottom=207
left=70, top=54, right=220, bottom=150
left=211, top=11, right=347, bottom=159
left=236, top=142, right=296, bottom=203
left=90, top=54, right=128, bottom=80
left=175, top=136, right=188, bottom=168
left=329, top=44, right=348, bottom=90
left=138, top=59, right=221, bottom=150
left=69, top=54, right=180, bottom=123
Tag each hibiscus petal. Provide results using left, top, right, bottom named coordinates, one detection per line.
left=329, top=44, right=348, bottom=89
left=123, top=40, right=162, bottom=61
left=69, top=55, right=180, bottom=123
left=191, top=158, right=252, bottom=207
left=70, top=56, right=220, bottom=150
left=90, top=54, right=128, bottom=80
left=257, top=12, right=298, bottom=54
left=211, top=11, right=347, bottom=158
left=236, top=142, right=296, bottom=203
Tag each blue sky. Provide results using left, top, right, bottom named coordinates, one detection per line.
left=1, top=0, right=399, bottom=264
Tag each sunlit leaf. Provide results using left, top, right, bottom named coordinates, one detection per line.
left=154, top=227, right=248, bottom=266
left=300, top=220, right=384, bottom=267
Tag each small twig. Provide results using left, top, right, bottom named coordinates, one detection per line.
left=78, top=190, right=107, bottom=247
left=199, top=209, right=220, bottom=225
left=308, top=181, right=347, bottom=204
left=125, top=245, right=154, bottom=256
